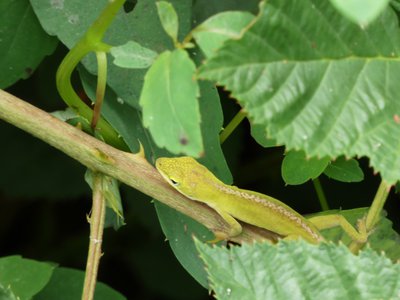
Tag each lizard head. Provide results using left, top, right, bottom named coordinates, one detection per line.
left=155, top=156, right=215, bottom=199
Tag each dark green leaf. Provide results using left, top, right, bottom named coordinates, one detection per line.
left=0, top=256, right=55, bottom=300
left=35, top=267, right=126, bottom=300
left=324, top=157, right=364, bottom=182
left=282, top=151, right=329, bottom=185
left=0, top=0, right=58, bottom=88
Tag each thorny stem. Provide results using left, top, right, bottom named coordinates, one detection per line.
left=82, top=173, right=106, bottom=300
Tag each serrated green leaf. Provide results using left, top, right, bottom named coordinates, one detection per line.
left=140, top=49, right=203, bottom=156
left=282, top=151, right=329, bottom=185
left=330, top=0, right=390, bottom=25
left=324, top=157, right=364, bottom=182
left=156, top=1, right=179, bottom=44
left=192, top=11, right=254, bottom=58
left=199, top=0, right=400, bottom=184
left=35, top=267, right=126, bottom=300
left=111, top=41, right=158, bottom=69
left=0, top=256, right=55, bottom=300
left=250, top=124, right=278, bottom=147
left=195, top=239, right=400, bottom=300
left=0, top=0, right=58, bottom=88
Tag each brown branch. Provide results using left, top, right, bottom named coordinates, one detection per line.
left=0, top=89, right=277, bottom=244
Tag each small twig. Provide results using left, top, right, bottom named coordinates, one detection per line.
left=219, top=110, right=246, bottom=144
left=82, top=173, right=106, bottom=300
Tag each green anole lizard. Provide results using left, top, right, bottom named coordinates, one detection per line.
left=156, top=156, right=368, bottom=244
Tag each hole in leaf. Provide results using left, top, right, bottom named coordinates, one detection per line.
left=124, top=0, right=137, bottom=13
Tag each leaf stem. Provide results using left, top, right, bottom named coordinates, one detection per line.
left=220, top=110, right=246, bottom=144
left=312, top=178, right=329, bottom=211
left=82, top=172, right=106, bottom=300
left=91, top=51, right=107, bottom=130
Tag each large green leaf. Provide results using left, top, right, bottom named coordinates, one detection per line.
left=199, top=0, right=400, bottom=184
left=0, top=0, right=57, bottom=88
left=140, top=49, right=202, bottom=156
left=0, top=256, right=55, bottom=300
left=35, top=267, right=126, bottom=300
left=196, top=239, right=400, bottom=300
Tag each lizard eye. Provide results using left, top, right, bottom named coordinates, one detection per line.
left=170, top=178, right=179, bottom=186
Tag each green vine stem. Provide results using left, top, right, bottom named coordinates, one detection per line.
left=82, top=173, right=106, bottom=300
left=348, top=180, right=391, bottom=253
left=56, top=0, right=127, bottom=149
left=0, top=89, right=278, bottom=244
left=219, top=110, right=247, bottom=144
left=312, top=178, right=330, bottom=211
left=91, top=51, right=107, bottom=130
left=365, top=180, right=391, bottom=230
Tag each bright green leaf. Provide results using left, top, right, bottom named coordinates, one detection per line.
left=324, top=157, right=364, bottom=182
left=192, top=11, right=254, bottom=58
left=329, top=0, right=390, bottom=26
left=35, top=267, right=126, bottom=300
left=0, top=0, right=57, bottom=88
left=140, top=49, right=203, bottom=156
left=282, top=151, right=329, bottom=185
left=0, top=256, right=55, bottom=300
left=156, top=1, right=179, bottom=44
left=110, top=41, right=158, bottom=69
left=199, top=0, right=400, bottom=184
left=195, top=239, right=400, bottom=300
